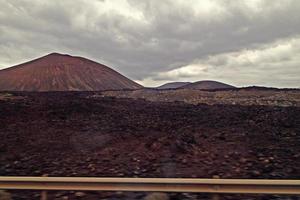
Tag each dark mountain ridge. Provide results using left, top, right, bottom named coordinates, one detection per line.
left=180, top=80, right=235, bottom=90
left=157, top=82, right=191, bottom=89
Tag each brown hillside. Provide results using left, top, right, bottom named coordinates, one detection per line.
left=0, top=53, right=142, bottom=91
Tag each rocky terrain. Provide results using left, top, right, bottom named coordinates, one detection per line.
left=0, top=53, right=142, bottom=91
left=101, top=88, right=300, bottom=107
left=0, top=91, right=299, bottom=199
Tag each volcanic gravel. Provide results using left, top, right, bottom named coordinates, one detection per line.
left=0, top=92, right=299, bottom=200
left=101, top=88, right=300, bottom=107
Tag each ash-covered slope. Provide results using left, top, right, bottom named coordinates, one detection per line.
left=181, top=80, right=235, bottom=90
left=157, top=82, right=191, bottom=89
left=0, top=53, right=142, bottom=91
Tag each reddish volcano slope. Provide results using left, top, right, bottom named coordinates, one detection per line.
left=181, top=80, right=235, bottom=90
left=0, top=53, right=142, bottom=91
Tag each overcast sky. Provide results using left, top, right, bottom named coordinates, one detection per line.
left=0, top=0, right=299, bottom=87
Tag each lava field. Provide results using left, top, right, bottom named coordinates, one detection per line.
left=0, top=92, right=299, bottom=200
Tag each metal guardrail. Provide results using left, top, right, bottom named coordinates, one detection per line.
left=0, top=177, right=300, bottom=195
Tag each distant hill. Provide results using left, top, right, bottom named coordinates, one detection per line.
left=180, top=80, right=235, bottom=90
left=157, top=82, right=191, bottom=89
left=0, top=53, right=142, bottom=91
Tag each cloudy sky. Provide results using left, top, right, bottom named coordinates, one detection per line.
left=0, top=0, right=299, bottom=88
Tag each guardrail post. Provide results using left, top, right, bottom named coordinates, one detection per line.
left=41, top=190, right=47, bottom=200
left=40, top=174, right=48, bottom=200
left=212, top=175, right=220, bottom=200
left=212, top=193, right=220, bottom=200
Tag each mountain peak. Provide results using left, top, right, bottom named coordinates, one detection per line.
left=0, top=54, right=142, bottom=91
left=42, top=52, right=76, bottom=61
left=44, top=52, right=71, bottom=58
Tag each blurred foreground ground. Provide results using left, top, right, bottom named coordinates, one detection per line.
left=0, top=90, right=299, bottom=199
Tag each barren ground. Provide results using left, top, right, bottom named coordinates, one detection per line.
left=0, top=91, right=299, bottom=200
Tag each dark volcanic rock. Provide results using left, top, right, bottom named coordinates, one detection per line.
left=101, top=88, right=300, bottom=107
left=0, top=92, right=299, bottom=200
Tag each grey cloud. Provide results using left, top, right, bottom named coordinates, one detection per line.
left=0, top=0, right=300, bottom=87
left=153, top=36, right=300, bottom=88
